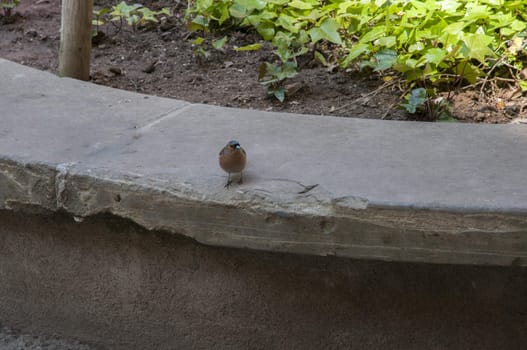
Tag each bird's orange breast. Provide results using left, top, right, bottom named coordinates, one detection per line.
left=219, top=148, right=246, bottom=173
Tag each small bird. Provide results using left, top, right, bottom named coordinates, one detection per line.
left=219, top=140, right=247, bottom=188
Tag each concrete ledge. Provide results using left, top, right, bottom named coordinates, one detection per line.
left=1, top=58, right=527, bottom=266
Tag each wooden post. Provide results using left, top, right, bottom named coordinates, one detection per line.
left=58, top=0, right=93, bottom=80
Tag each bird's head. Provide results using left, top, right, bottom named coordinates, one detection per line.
left=227, top=140, right=241, bottom=151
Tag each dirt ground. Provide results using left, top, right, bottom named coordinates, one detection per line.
left=1, top=0, right=527, bottom=123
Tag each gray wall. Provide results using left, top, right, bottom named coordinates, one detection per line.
left=0, top=210, right=526, bottom=349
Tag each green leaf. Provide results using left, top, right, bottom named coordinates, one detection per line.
left=511, top=20, right=527, bottom=32
left=229, top=0, right=266, bottom=17
left=373, top=49, right=397, bottom=71
left=192, top=37, right=205, bottom=45
left=341, top=43, right=369, bottom=67
left=231, top=0, right=266, bottom=18
left=229, top=3, right=248, bottom=18
left=256, top=22, right=275, bottom=40
left=126, top=14, right=140, bottom=26
left=235, top=0, right=266, bottom=11
left=359, top=26, right=386, bottom=43
left=158, top=7, right=172, bottom=16
left=500, top=27, right=516, bottom=37
left=314, top=51, right=327, bottom=66
left=376, top=36, right=396, bottom=48
left=288, top=0, right=313, bottom=10
left=408, top=42, right=425, bottom=53
left=258, top=61, right=297, bottom=83
left=111, top=2, right=142, bottom=17
left=277, top=14, right=299, bottom=33
left=464, top=4, right=489, bottom=22
left=276, top=61, right=298, bottom=80
left=273, top=88, right=286, bottom=102
left=462, top=33, right=494, bottom=64
left=234, top=43, right=262, bottom=51
left=438, top=0, right=462, bottom=12
left=138, top=8, right=159, bottom=23
left=318, top=18, right=342, bottom=45
left=307, top=28, right=324, bottom=44
left=423, top=48, right=447, bottom=65
left=93, top=8, right=111, bottom=16
left=442, top=22, right=465, bottom=38
left=194, top=47, right=211, bottom=59
left=308, top=18, right=342, bottom=45
left=212, top=36, right=228, bottom=50
left=189, top=15, right=208, bottom=31
left=401, top=88, right=428, bottom=114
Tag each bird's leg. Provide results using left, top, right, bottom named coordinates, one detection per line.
left=238, top=171, right=243, bottom=184
left=225, top=173, right=232, bottom=188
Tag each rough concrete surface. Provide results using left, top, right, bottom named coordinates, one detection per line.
left=0, top=210, right=526, bottom=350
left=0, top=324, right=103, bottom=350
left=1, top=58, right=527, bottom=266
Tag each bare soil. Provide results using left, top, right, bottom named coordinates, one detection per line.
left=1, top=0, right=527, bottom=123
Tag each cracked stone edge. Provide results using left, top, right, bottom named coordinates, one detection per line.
left=1, top=156, right=527, bottom=266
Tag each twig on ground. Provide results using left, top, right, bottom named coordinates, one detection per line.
left=332, top=78, right=399, bottom=113
left=381, top=102, right=399, bottom=119
left=479, top=56, right=508, bottom=100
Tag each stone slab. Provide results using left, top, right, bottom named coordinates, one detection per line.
left=83, top=102, right=527, bottom=212
left=0, top=58, right=188, bottom=164
left=1, top=58, right=527, bottom=266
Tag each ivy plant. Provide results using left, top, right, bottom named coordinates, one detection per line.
left=93, top=1, right=171, bottom=34
left=186, top=0, right=527, bottom=112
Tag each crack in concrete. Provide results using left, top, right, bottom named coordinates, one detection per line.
left=55, top=162, right=77, bottom=209
left=0, top=168, right=25, bottom=191
left=138, top=103, right=193, bottom=131
left=202, top=232, right=527, bottom=258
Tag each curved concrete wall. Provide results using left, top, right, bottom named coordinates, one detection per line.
left=1, top=58, right=527, bottom=348
left=1, top=58, right=527, bottom=266
left=1, top=210, right=526, bottom=349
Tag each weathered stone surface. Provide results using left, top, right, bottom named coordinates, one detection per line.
left=1, top=58, right=527, bottom=266
left=56, top=172, right=527, bottom=266
left=0, top=59, right=188, bottom=164
left=0, top=158, right=57, bottom=212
